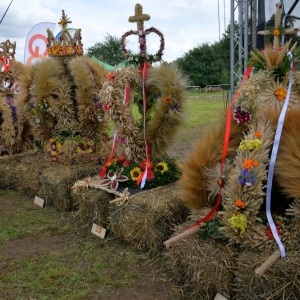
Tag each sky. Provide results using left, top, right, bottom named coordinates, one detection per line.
left=0, top=0, right=231, bottom=64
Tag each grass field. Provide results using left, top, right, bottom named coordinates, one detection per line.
left=0, top=92, right=225, bottom=299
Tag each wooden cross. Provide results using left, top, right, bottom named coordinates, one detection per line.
left=58, top=10, right=72, bottom=30
left=128, top=4, right=150, bottom=30
left=258, top=2, right=299, bottom=49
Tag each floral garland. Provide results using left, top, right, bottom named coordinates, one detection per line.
left=103, top=153, right=181, bottom=190
left=121, top=27, right=165, bottom=65
left=44, top=135, right=96, bottom=165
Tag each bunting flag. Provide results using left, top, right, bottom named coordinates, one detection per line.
left=24, top=22, right=55, bottom=66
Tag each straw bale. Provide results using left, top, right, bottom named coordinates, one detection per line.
left=37, top=164, right=100, bottom=211
left=0, top=152, right=37, bottom=189
left=14, top=155, right=44, bottom=196
left=108, top=183, right=190, bottom=255
left=165, top=212, right=237, bottom=300
left=233, top=247, right=300, bottom=300
left=71, top=187, right=114, bottom=227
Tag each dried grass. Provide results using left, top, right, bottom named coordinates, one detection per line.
left=165, top=211, right=237, bottom=300
left=108, top=183, right=190, bottom=255
left=232, top=247, right=300, bottom=300
left=71, top=187, right=114, bottom=227
left=37, top=164, right=101, bottom=211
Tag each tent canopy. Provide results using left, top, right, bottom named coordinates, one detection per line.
left=90, top=56, right=127, bottom=70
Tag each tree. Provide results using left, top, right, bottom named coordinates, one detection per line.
left=86, top=34, right=126, bottom=66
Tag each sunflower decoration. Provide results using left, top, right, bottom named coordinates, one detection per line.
left=259, top=80, right=299, bottom=113
left=155, top=161, right=168, bottom=174
left=130, top=167, right=142, bottom=181
left=104, top=153, right=181, bottom=190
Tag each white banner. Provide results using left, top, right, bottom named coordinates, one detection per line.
left=24, top=22, right=55, bottom=66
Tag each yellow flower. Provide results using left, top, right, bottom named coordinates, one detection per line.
left=88, top=148, right=93, bottom=153
left=51, top=151, right=57, bottom=156
left=155, top=162, right=168, bottom=174
left=228, top=213, right=247, bottom=233
left=77, top=148, right=82, bottom=154
left=130, top=167, right=142, bottom=181
left=45, top=144, right=49, bottom=149
left=50, top=138, right=55, bottom=143
left=56, top=143, right=62, bottom=149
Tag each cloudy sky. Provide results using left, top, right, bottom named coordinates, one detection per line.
left=0, top=0, right=232, bottom=63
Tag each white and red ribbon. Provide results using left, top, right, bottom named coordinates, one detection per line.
left=1, top=56, right=11, bottom=73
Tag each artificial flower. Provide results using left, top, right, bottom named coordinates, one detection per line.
left=239, top=139, right=262, bottom=151
left=265, top=222, right=281, bottom=240
left=100, top=168, right=128, bottom=190
left=233, top=106, right=251, bottom=123
left=117, top=153, right=126, bottom=163
left=130, top=167, right=142, bottom=181
left=235, top=199, right=245, bottom=209
left=140, top=159, right=154, bottom=170
left=228, top=213, right=247, bottom=233
left=147, top=169, right=155, bottom=180
left=155, top=161, right=168, bottom=174
left=238, top=168, right=256, bottom=186
left=103, top=103, right=110, bottom=111
left=243, top=159, right=253, bottom=169
left=274, top=87, right=287, bottom=101
left=254, top=131, right=262, bottom=138
left=107, top=73, right=115, bottom=81
left=123, top=160, right=132, bottom=167
left=163, top=96, right=170, bottom=103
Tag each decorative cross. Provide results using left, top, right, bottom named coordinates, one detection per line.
left=258, top=2, right=299, bottom=49
left=58, top=9, right=72, bottom=30
left=128, top=4, right=150, bottom=31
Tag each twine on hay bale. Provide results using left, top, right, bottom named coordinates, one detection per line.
left=232, top=247, right=300, bottom=300
left=108, top=183, right=190, bottom=255
left=37, top=164, right=101, bottom=211
left=71, top=187, right=114, bottom=227
left=164, top=211, right=236, bottom=300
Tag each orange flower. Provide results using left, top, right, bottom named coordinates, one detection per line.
left=163, top=96, right=170, bottom=103
left=254, top=132, right=262, bottom=138
left=273, top=28, right=280, bottom=36
left=140, top=159, right=154, bottom=170
left=107, top=73, right=115, bottom=81
left=243, top=159, right=253, bottom=169
left=252, top=161, right=259, bottom=167
left=235, top=199, right=245, bottom=209
left=274, top=87, right=287, bottom=101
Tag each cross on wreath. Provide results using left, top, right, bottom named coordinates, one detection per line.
left=121, top=3, right=165, bottom=65
left=258, top=2, right=299, bottom=49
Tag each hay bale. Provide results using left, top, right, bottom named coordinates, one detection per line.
left=233, top=248, right=300, bottom=300
left=164, top=213, right=237, bottom=300
left=71, top=187, right=114, bottom=227
left=0, top=152, right=37, bottom=189
left=14, top=155, right=45, bottom=196
left=37, top=164, right=101, bottom=211
left=108, top=183, right=190, bottom=255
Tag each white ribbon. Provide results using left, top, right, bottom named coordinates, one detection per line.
left=266, top=67, right=293, bottom=258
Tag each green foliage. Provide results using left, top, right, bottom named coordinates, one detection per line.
left=86, top=34, right=126, bottom=66
left=198, top=216, right=223, bottom=239
left=176, top=22, right=237, bottom=87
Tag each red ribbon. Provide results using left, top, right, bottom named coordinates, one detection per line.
left=100, top=131, right=119, bottom=179
left=189, top=66, right=253, bottom=229
left=123, top=86, right=130, bottom=104
left=1, top=56, right=11, bottom=73
left=137, top=62, right=151, bottom=188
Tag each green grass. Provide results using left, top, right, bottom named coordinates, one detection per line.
left=0, top=190, right=150, bottom=299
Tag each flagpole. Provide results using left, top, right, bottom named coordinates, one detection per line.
left=0, top=0, right=14, bottom=25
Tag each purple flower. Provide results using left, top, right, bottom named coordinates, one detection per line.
left=171, top=104, right=179, bottom=111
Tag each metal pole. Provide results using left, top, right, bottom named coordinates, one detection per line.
left=230, top=0, right=235, bottom=100
left=0, top=0, right=14, bottom=25
left=244, top=0, right=249, bottom=74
